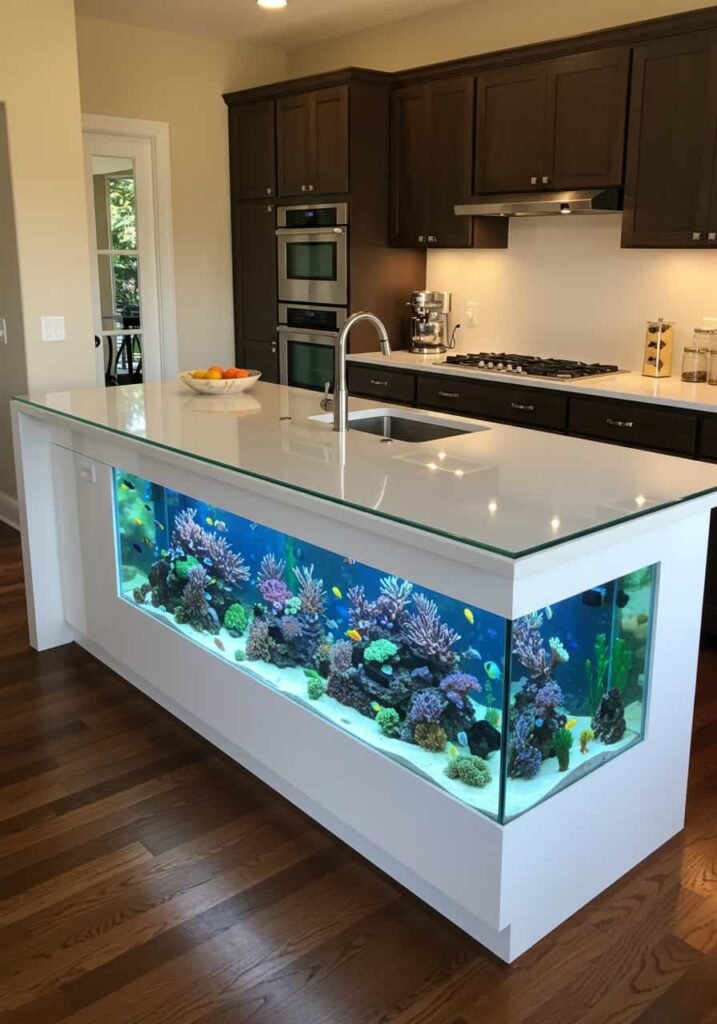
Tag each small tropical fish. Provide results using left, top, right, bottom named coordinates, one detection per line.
left=565, top=718, right=577, bottom=730
left=203, top=557, right=213, bottom=568
left=250, top=522, right=258, bottom=531
left=326, top=619, right=339, bottom=632
left=332, top=586, right=343, bottom=600
left=461, top=645, right=482, bottom=662
left=132, top=543, right=143, bottom=555
left=371, top=702, right=383, bottom=714
left=615, top=590, right=630, bottom=609
left=121, top=479, right=136, bottom=490
left=447, top=744, right=458, bottom=758
left=213, top=638, right=225, bottom=652
left=484, top=661, right=501, bottom=681
left=464, top=608, right=474, bottom=625
left=134, top=517, right=143, bottom=527
left=345, top=628, right=362, bottom=643
left=344, top=557, right=356, bottom=566
left=144, top=503, right=152, bottom=512
left=381, top=665, right=393, bottom=676
left=486, top=628, right=498, bottom=640
left=205, top=516, right=214, bottom=527
left=155, top=521, right=165, bottom=531
left=141, top=537, right=152, bottom=548
left=208, top=578, right=217, bottom=586
left=535, top=717, right=544, bottom=728
left=160, top=549, right=168, bottom=558
left=457, top=730, right=468, bottom=747
left=545, top=605, right=553, bottom=620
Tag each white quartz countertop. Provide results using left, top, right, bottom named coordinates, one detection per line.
left=348, top=351, right=717, bottom=413
left=14, top=379, right=717, bottom=559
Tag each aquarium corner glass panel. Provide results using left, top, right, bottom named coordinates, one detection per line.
left=112, top=468, right=511, bottom=822
left=503, top=565, right=656, bottom=822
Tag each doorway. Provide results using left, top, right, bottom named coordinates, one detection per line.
left=83, top=116, right=177, bottom=387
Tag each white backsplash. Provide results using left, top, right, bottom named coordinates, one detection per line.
left=427, top=214, right=717, bottom=370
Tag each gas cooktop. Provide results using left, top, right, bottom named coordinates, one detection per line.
left=441, top=352, right=623, bottom=380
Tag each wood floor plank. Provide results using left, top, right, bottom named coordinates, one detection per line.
left=0, top=519, right=715, bottom=1024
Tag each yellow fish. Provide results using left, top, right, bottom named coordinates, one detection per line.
left=371, top=701, right=382, bottom=714
left=205, top=516, right=214, bottom=527
left=154, top=520, right=165, bottom=531
left=141, top=537, right=153, bottom=548
left=565, top=718, right=577, bottom=730
left=134, top=517, right=143, bottom=526
left=332, top=586, right=343, bottom=600
left=463, top=608, right=474, bottom=625
left=345, top=628, right=362, bottom=643
left=447, top=744, right=458, bottom=758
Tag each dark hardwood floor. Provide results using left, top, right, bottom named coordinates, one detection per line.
left=0, top=520, right=715, bottom=1023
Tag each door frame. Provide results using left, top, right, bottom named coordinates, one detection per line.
left=82, top=113, right=178, bottom=381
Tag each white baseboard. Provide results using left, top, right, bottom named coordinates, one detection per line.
left=0, top=490, right=19, bottom=531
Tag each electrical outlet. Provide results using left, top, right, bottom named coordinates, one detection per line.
left=41, top=316, right=66, bottom=343
left=465, top=302, right=479, bottom=327
left=0, top=318, right=7, bottom=345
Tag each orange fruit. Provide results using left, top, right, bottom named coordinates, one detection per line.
left=191, top=369, right=207, bottom=379
left=206, top=365, right=223, bottom=374
left=221, top=368, right=238, bottom=379
left=205, top=369, right=222, bottom=380
left=235, top=368, right=250, bottom=378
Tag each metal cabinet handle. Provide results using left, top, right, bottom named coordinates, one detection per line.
left=266, top=205, right=274, bottom=213
left=418, top=235, right=426, bottom=243
left=709, top=232, right=717, bottom=241
left=438, top=390, right=460, bottom=399
left=530, top=176, right=538, bottom=185
left=369, top=378, right=389, bottom=387
left=511, top=401, right=535, bottom=412
left=428, top=234, right=437, bottom=243
left=541, top=176, right=550, bottom=185
left=266, top=187, right=273, bottom=195
left=301, top=184, right=308, bottom=192
left=308, top=184, right=315, bottom=192
left=692, top=231, right=703, bottom=241
left=606, top=417, right=634, bottom=428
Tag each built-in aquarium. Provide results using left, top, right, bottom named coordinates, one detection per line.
left=114, top=470, right=655, bottom=823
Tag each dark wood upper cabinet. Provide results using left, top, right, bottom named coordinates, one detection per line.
left=544, top=48, right=630, bottom=189
left=277, top=86, right=349, bottom=197
left=622, top=31, right=717, bottom=247
left=475, top=47, right=629, bottom=194
left=229, top=100, right=276, bottom=200
left=476, top=63, right=546, bottom=194
left=391, top=76, right=505, bottom=248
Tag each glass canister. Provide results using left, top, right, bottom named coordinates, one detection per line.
left=681, top=344, right=709, bottom=383
left=642, top=318, right=674, bottom=378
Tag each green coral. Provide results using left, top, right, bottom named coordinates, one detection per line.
left=484, top=707, right=500, bottom=728
left=363, top=638, right=398, bottom=664
left=553, top=726, right=574, bottom=772
left=585, top=633, right=610, bottom=717
left=610, top=637, right=633, bottom=698
left=445, top=754, right=492, bottom=788
left=285, top=596, right=301, bottom=616
left=304, top=669, right=326, bottom=700
left=234, top=648, right=246, bottom=662
left=376, top=707, right=400, bottom=737
left=415, top=722, right=447, bottom=752
left=223, top=602, right=250, bottom=633
left=174, top=555, right=201, bottom=580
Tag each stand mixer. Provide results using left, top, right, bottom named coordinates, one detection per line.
left=408, top=291, right=454, bottom=354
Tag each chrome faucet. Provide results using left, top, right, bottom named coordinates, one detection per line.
left=333, top=311, right=391, bottom=432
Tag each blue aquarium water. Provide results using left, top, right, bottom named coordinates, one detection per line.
left=114, top=469, right=655, bottom=823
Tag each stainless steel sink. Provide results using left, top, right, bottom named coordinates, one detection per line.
left=348, top=413, right=474, bottom=443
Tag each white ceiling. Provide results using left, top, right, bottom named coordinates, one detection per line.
left=75, top=0, right=461, bottom=49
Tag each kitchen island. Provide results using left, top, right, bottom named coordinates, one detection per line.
left=11, top=379, right=717, bottom=962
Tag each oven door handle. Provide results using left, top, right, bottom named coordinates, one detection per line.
left=277, top=327, right=339, bottom=341
left=275, top=227, right=345, bottom=237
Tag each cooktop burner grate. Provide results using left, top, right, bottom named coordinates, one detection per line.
left=442, top=353, right=622, bottom=379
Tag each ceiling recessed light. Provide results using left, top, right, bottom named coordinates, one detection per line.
left=257, top=0, right=287, bottom=7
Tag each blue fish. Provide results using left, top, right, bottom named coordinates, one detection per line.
left=203, top=557, right=213, bottom=567
left=457, top=730, right=468, bottom=747
left=381, top=664, right=393, bottom=676
left=535, top=717, right=544, bottom=728
left=132, top=543, right=143, bottom=555
left=204, top=592, right=213, bottom=601
left=486, top=628, right=498, bottom=640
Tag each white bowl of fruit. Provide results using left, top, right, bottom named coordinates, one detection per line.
left=179, top=366, right=261, bottom=394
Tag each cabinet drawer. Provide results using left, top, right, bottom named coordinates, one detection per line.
left=699, top=417, right=717, bottom=461
left=348, top=365, right=416, bottom=404
left=417, top=376, right=567, bottom=430
left=569, top=397, right=697, bottom=455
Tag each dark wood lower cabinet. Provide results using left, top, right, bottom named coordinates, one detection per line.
left=242, top=341, right=279, bottom=383
left=569, top=396, right=697, bottom=454
left=347, top=365, right=416, bottom=404
left=417, top=375, right=568, bottom=431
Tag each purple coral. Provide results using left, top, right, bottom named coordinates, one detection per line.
left=171, top=508, right=249, bottom=586
left=180, top=565, right=217, bottom=633
left=293, top=565, right=326, bottom=616
left=512, top=615, right=553, bottom=682
left=329, top=639, right=354, bottom=678
left=535, top=680, right=564, bottom=716
left=346, top=577, right=414, bottom=639
left=279, top=615, right=303, bottom=644
left=408, top=688, right=444, bottom=726
left=403, top=593, right=460, bottom=667
left=347, top=585, right=376, bottom=634
left=508, top=711, right=543, bottom=780
left=440, top=672, right=482, bottom=711
left=257, top=552, right=286, bottom=585
left=258, top=576, right=292, bottom=611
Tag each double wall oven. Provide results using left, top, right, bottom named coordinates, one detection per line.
left=276, top=203, right=348, bottom=391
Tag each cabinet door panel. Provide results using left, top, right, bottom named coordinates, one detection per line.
left=426, top=77, right=475, bottom=248
left=313, top=86, right=349, bottom=194
left=242, top=341, right=279, bottom=383
left=622, top=32, right=717, bottom=247
left=236, top=203, right=277, bottom=344
left=475, top=63, right=546, bottom=194
left=229, top=101, right=276, bottom=200
left=277, top=92, right=313, bottom=198
left=390, top=84, right=430, bottom=246
left=544, top=48, right=630, bottom=189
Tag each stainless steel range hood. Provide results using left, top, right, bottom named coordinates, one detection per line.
left=454, top=187, right=622, bottom=217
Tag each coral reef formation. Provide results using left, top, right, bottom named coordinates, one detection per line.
left=224, top=603, right=250, bottom=635
left=591, top=688, right=626, bottom=744
left=445, top=754, right=492, bottom=788
left=375, top=707, right=400, bottom=737
left=414, top=722, right=448, bottom=752
left=553, top=726, right=573, bottom=772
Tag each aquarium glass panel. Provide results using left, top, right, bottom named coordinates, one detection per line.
left=113, top=470, right=508, bottom=821
left=503, top=566, right=656, bottom=822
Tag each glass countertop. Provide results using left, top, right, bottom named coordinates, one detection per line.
left=14, top=380, right=717, bottom=559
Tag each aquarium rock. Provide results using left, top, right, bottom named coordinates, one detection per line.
left=467, top=719, right=501, bottom=759
left=591, top=687, right=626, bottom=744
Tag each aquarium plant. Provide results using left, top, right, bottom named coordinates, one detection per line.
left=485, top=707, right=500, bottom=728
left=445, top=754, right=491, bottom=788
left=553, top=727, right=573, bottom=772
left=585, top=633, right=609, bottom=717
left=610, top=637, right=633, bottom=698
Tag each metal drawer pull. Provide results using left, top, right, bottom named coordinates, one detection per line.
left=692, top=231, right=703, bottom=241
left=709, top=232, right=717, bottom=241
left=511, top=401, right=535, bottom=412
left=438, top=390, right=460, bottom=399
left=530, top=176, right=538, bottom=185
left=541, top=176, right=550, bottom=185
left=606, top=417, right=634, bottom=428
left=369, top=378, right=389, bottom=387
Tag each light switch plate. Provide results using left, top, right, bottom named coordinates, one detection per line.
left=0, top=318, right=7, bottom=344
left=41, top=316, right=66, bottom=343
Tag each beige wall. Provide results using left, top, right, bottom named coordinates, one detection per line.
left=0, top=0, right=96, bottom=509
left=76, top=17, right=286, bottom=371
left=287, top=0, right=717, bottom=75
